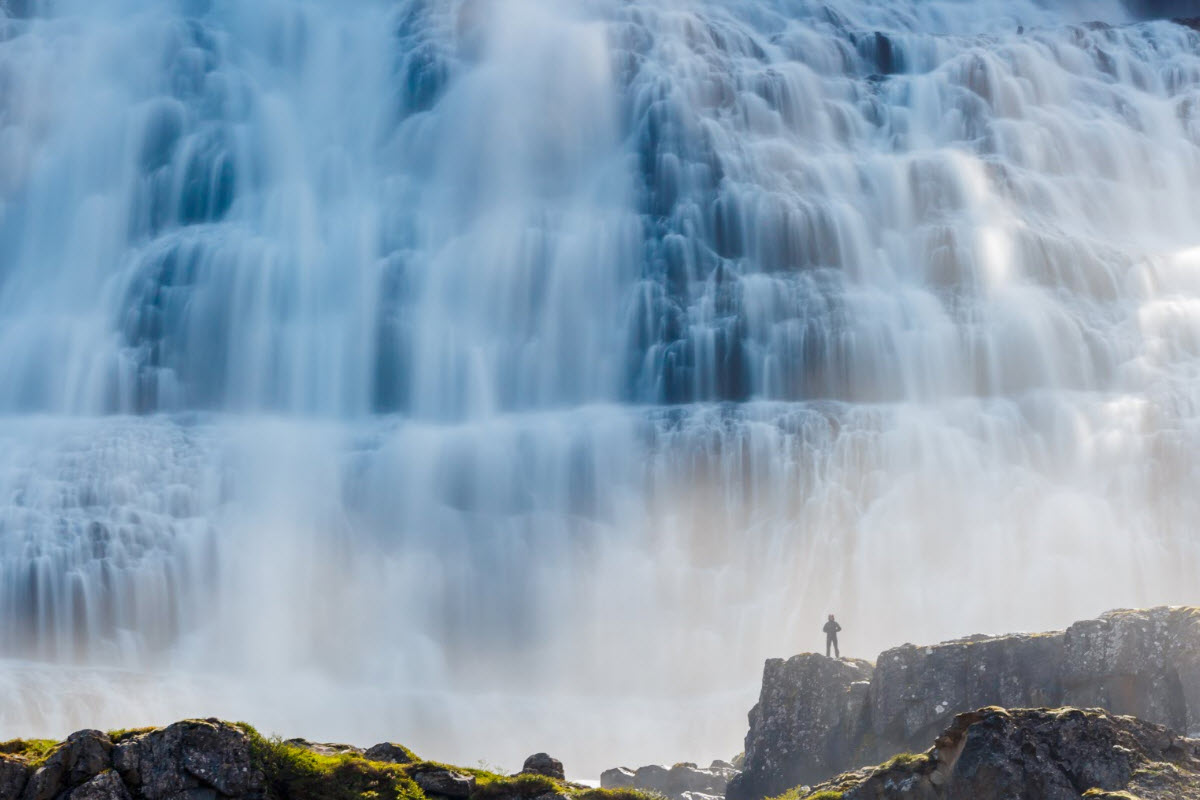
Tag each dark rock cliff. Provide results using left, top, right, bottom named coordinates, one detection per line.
left=727, top=606, right=1200, bottom=800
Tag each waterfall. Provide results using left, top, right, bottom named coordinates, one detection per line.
left=1, top=0, right=1199, bottom=776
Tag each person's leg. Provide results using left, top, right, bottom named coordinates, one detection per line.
left=825, top=636, right=831, bottom=657
left=833, top=636, right=840, bottom=658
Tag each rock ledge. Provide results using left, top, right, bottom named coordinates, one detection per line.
left=728, top=606, right=1200, bottom=800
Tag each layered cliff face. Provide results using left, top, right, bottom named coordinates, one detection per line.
left=791, top=707, right=1200, bottom=800
left=727, top=606, right=1200, bottom=800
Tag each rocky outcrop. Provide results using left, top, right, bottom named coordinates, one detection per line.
left=362, top=743, right=416, bottom=765
left=794, top=706, right=1200, bottom=800
left=521, top=755, right=565, bottom=782
left=727, top=606, right=1200, bottom=800
left=1, top=720, right=647, bottom=800
left=411, top=767, right=475, bottom=798
left=730, top=656, right=873, bottom=800
left=23, top=731, right=115, bottom=800
left=600, top=761, right=741, bottom=800
left=0, top=720, right=262, bottom=800
left=113, top=719, right=262, bottom=800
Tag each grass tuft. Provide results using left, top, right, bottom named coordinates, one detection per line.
left=878, top=753, right=929, bottom=771
left=244, top=725, right=424, bottom=800
left=107, top=727, right=157, bottom=744
left=0, top=739, right=60, bottom=766
left=577, top=790, right=665, bottom=800
left=471, top=774, right=559, bottom=800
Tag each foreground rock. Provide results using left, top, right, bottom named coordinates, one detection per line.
left=793, top=706, right=1200, bottom=800
left=0, top=719, right=645, bottom=800
left=727, top=606, right=1200, bottom=800
left=0, top=721, right=263, bottom=800
left=601, top=761, right=741, bottom=800
left=115, top=719, right=261, bottom=800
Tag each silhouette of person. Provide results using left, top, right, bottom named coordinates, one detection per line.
left=823, top=614, right=842, bottom=658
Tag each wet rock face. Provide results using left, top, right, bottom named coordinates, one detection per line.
left=727, top=606, right=1200, bottom=800
left=800, top=707, right=1200, bottom=800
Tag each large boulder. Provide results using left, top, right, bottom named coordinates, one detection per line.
left=22, top=731, right=114, bottom=800
left=725, top=656, right=873, bottom=800
left=362, top=743, right=416, bottom=765
left=112, top=720, right=262, bottom=800
left=520, top=754, right=564, bottom=781
left=795, top=707, right=1200, bottom=800
left=599, top=768, right=635, bottom=790
left=728, top=606, right=1200, bottom=800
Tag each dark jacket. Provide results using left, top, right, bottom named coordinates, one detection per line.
left=823, top=620, right=842, bottom=637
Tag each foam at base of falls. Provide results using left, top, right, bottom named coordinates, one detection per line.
left=0, top=659, right=752, bottom=780
left=0, top=402, right=1195, bottom=773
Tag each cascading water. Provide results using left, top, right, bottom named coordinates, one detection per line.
left=2, top=0, right=1200, bottom=776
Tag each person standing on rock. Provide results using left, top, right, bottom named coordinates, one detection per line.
left=823, top=614, right=842, bottom=658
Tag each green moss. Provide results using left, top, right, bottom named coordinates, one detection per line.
left=1082, top=790, right=1141, bottom=799
left=767, top=787, right=842, bottom=800
left=470, top=773, right=659, bottom=800
left=0, top=739, right=60, bottom=766
left=107, top=727, right=157, bottom=744
left=470, top=774, right=559, bottom=800
left=243, top=725, right=424, bottom=800
left=576, top=790, right=664, bottom=800
left=238, top=721, right=662, bottom=800
left=878, top=753, right=928, bottom=770
left=1132, top=761, right=1184, bottom=778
